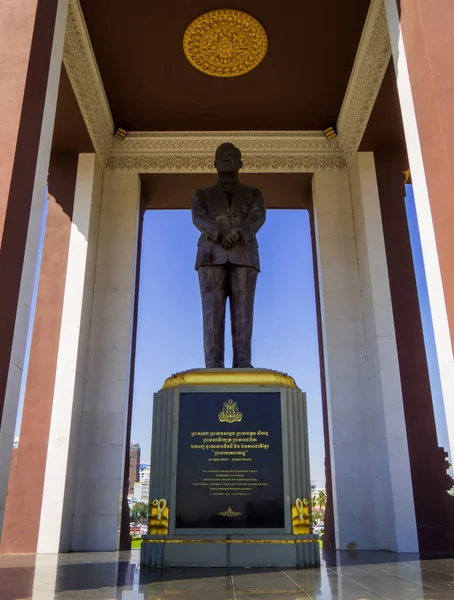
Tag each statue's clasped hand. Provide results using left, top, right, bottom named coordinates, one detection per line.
left=220, top=227, right=242, bottom=250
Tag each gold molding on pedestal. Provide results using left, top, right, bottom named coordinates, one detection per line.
left=183, top=9, right=268, bottom=78
left=143, top=538, right=316, bottom=544
left=161, top=369, right=298, bottom=390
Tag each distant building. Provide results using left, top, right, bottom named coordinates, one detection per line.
left=133, top=481, right=149, bottom=504
left=139, top=464, right=151, bottom=483
left=129, top=442, right=141, bottom=495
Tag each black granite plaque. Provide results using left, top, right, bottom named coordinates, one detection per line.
left=175, top=392, right=284, bottom=529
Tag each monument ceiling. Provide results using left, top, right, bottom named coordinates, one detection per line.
left=360, top=62, right=407, bottom=156
left=51, top=0, right=407, bottom=172
left=52, top=68, right=93, bottom=156
left=78, top=0, right=372, bottom=131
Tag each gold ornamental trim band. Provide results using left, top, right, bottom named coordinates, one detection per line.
left=162, top=369, right=298, bottom=390
left=183, top=9, right=268, bottom=78
left=143, top=539, right=316, bottom=544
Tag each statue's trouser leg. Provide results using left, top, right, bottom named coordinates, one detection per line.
left=197, top=265, right=228, bottom=367
left=229, top=265, right=258, bottom=368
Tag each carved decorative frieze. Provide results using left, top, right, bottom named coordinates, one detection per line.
left=336, top=0, right=392, bottom=165
left=107, top=132, right=346, bottom=173
left=63, top=0, right=114, bottom=165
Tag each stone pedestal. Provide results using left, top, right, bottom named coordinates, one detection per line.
left=141, top=369, right=320, bottom=568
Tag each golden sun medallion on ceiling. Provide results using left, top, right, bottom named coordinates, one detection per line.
left=183, top=9, right=268, bottom=78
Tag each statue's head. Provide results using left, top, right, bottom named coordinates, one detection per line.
left=214, top=143, right=243, bottom=174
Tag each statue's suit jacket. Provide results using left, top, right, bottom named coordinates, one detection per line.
left=191, top=182, right=266, bottom=271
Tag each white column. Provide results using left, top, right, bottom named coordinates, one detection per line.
left=0, top=0, right=69, bottom=534
left=384, top=0, right=454, bottom=463
left=313, top=167, right=417, bottom=551
left=71, top=171, right=140, bottom=551
left=313, top=171, right=375, bottom=549
left=37, top=154, right=103, bottom=553
left=350, top=152, right=418, bottom=552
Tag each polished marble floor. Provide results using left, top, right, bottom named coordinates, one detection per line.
left=2, top=549, right=454, bottom=599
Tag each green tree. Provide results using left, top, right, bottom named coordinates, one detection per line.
left=130, top=501, right=148, bottom=524
left=317, top=490, right=327, bottom=510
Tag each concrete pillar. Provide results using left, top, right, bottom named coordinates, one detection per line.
left=313, top=165, right=417, bottom=551
left=0, top=154, right=78, bottom=554
left=349, top=152, right=418, bottom=552
left=35, top=154, right=103, bottom=553
left=384, top=0, right=454, bottom=468
left=0, top=0, right=68, bottom=535
left=70, top=171, right=140, bottom=552
left=313, top=170, right=374, bottom=550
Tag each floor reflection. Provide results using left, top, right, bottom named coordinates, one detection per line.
left=1, top=549, right=454, bottom=599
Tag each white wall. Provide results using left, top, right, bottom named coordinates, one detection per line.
left=71, top=171, right=140, bottom=551
left=313, top=158, right=418, bottom=551
left=37, top=154, right=103, bottom=553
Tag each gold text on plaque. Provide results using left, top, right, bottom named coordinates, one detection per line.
left=218, top=506, right=242, bottom=517
left=218, top=399, right=243, bottom=423
left=183, top=9, right=268, bottom=78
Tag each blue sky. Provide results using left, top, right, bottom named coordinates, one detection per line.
left=404, top=185, right=449, bottom=453
left=13, top=192, right=49, bottom=445
left=132, top=208, right=326, bottom=486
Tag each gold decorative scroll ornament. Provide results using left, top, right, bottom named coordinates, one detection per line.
left=218, top=399, right=243, bottom=423
left=149, top=498, right=169, bottom=535
left=183, top=9, right=268, bottom=78
left=291, top=497, right=311, bottom=535
left=218, top=506, right=242, bottom=517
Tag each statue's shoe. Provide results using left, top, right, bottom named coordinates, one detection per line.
left=206, top=362, right=225, bottom=368
left=235, top=362, right=254, bottom=369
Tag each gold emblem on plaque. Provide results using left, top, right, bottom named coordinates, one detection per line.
left=218, top=399, right=243, bottom=423
left=218, top=506, right=242, bottom=517
left=183, top=9, right=268, bottom=78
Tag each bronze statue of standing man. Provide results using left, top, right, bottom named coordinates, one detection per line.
left=191, top=143, right=266, bottom=368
